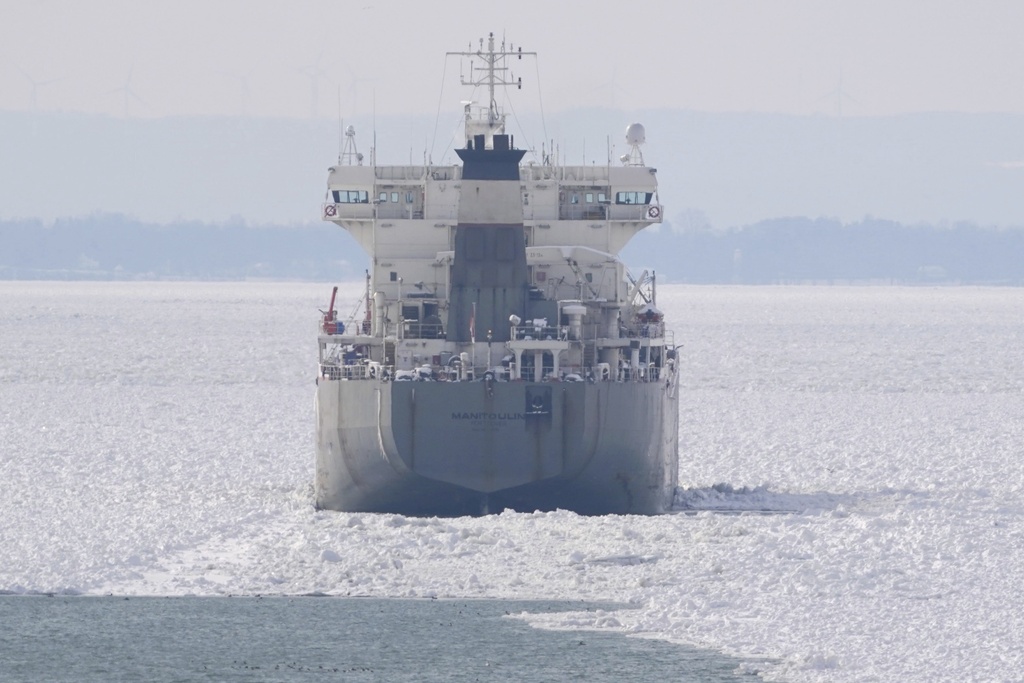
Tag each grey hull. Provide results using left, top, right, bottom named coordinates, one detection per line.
left=315, top=378, right=679, bottom=516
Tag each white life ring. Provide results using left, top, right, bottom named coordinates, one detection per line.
left=647, top=206, right=660, bottom=219
left=324, top=204, right=337, bottom=217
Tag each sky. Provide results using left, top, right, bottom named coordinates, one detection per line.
left=2, top=0, right=1024, bottom=120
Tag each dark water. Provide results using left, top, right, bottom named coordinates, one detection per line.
left=0, top=596, right=753, bottom=682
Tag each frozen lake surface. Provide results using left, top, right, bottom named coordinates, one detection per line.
left=2, top=282, right=1023, bottom=682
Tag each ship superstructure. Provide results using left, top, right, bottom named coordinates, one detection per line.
left=315, top=34, right=678, bottom=515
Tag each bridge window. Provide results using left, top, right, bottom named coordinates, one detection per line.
left=333, top=190, right=369, bottom=203
left=614, top=191, right=652, bottom=205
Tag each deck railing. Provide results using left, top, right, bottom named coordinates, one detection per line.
left=319, top=316, right=675, bottom=384
left=319, top=359, right=670, bottom=384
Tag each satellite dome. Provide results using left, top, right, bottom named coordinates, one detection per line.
left=625, top=123, right=646, bottom=146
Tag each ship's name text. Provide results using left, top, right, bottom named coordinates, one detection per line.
left=451, top=412, right=526, bottom=421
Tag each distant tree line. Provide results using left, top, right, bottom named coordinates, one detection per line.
left=0, top=214, right=360, bottom=281
left=622, top=217, right=1024, bottom=285
left=3, top=213, right=1023, bottom=284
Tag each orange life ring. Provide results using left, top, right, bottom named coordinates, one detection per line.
left=324, top=204, right=338, bottom=217
left=647, top=206, right=660, bottom=219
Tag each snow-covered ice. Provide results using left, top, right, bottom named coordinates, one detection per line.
left=2, top=282, right=1023, bottom=682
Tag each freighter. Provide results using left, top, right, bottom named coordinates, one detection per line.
left=315, top=34, right=678, bottom=515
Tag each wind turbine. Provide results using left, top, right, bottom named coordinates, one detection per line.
left=106, top=65, right=147, bottom=118
left=587, top=64, right=629, bottom=110
left=15, top=64, right=62, bottom=111
left=819, top=68, right=856, bottom=117
left=342, top=63, right=375, bottom=118
left=221, top=67, right=255, bottom=116
left=296, top=52, right=328, bottom=119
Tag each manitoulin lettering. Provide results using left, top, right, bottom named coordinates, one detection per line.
left=451, top=412, right=526, bottom=420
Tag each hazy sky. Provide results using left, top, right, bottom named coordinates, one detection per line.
left=3, top=0, right=1023, bottom=120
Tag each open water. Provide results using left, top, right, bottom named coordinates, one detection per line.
left=0, top=597, right=751, bottom=682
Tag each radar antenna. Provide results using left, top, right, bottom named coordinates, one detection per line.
left=621, top=123, right=646, bottom=166
left=340, top=125, right=364, bottom=166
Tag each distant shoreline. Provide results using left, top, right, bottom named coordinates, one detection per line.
left=4, top=214, right=1023, bottom=286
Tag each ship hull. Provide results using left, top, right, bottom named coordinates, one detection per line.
left=315, top=378, right=678, bottom=516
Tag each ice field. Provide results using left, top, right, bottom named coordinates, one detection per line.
left=2, top=282, right=1022, bottom=682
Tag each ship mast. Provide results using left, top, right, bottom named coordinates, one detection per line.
left=448, top=33, right=535, bottom=147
